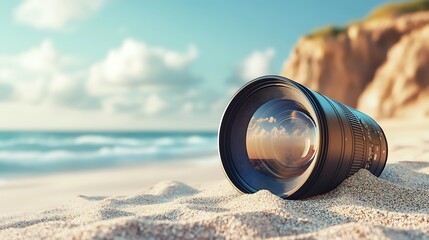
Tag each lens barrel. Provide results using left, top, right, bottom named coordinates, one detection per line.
left=218, top=75, right=388, bottom=199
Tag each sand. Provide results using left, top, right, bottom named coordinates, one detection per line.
left=0, top=158, right=224, bottom=216
left=0, top=119, right=429, bottom=239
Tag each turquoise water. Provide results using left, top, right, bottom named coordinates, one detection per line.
left=0, top=131, right=217, bottom=175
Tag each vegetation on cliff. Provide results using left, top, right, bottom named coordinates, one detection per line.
left=367, top=0, right=429, bottom=21
left=305, top=0, right=429, bottom=39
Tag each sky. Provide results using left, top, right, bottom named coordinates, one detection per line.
left=0, top=0, right=398, bottom=131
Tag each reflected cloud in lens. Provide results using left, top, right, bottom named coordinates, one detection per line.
left=246, top=99, right=318, bottom=179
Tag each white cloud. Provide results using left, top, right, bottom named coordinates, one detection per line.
left=47, top=72, right=98, bottom=108
left=15, top=77, right=46, bottom=103
left=18, top=40, right=72, bottom=73
left=14, top=0, right=105, bottom=30
left=0, top=40, right=72, bottom=74
left=88, top=38, right=199, bottom=96
left=271, top=126, right=287, bottom=137
left=0, top=38, right=202, bottom=118
left=0, top=40, right=96, bottom=108
left=255, top=116, right=277, bottom=124
left=241, top=48, right=275, bottom=81
left=142, top=94, right=166, bottom=115
left=0, top=38, right=225, bottom=130
left=163, top=46, right=198, bottom=69
left=256, top=117, right=267, bottom=123
left=86, top=38, right=203, bottom=116
left=227, top=48, right=276, bottom=84
left=49, top=73, right=78, bottom=94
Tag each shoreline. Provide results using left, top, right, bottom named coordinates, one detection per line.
left=0, top=155, right=224, bottom=216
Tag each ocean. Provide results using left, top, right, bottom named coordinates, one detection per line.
left=0, top=131, right=218, bottom=176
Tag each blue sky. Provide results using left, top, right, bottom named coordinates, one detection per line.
left=0, top=0, right=397, bottom=130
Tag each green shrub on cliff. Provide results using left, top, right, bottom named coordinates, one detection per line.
left=305, top=26, right=347, bottom=39
left=367, top=0, right=429, bottom=21
left=305, top=0, right=429, bottom=39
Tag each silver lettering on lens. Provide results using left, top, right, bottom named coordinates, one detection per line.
left=246, top=99, right=318, bottom=179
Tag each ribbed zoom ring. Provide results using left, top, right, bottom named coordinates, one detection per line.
left=335, top=102, right=366, bottom=176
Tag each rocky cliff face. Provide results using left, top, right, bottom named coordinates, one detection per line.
left=282, top=11, right=429, bottom=119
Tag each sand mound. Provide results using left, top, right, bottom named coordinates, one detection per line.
left=1, top=166, right=428, bottom=239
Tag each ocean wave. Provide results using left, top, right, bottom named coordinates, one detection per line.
left=73, top=135, right=143, bottom=146
left=0, top=132, right=218, bottom=173
left=0, top=150, right=77, bottom=163
left=98, top=146, right=159, bottom=155
left=0, top=134, right=216, bottom=148
left=187, top=135, right=206, bottom=144
left=153, top=137, right=175, bottom=146
left=0, top=137, right=67, bottom=147
left=0, top=145, right=217, bottom=164
left=0, top=136, right=145, bottom=147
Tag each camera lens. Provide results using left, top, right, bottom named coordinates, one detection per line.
left=218, top=75, right=388, bottom=199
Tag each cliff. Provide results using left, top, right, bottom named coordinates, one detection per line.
left=282, top=7, right=429, bottom=119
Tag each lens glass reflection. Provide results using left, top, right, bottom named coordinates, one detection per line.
left=246, top=99, right=318, bottom=179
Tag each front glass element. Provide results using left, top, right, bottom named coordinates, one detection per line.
left=246, top=99, right=318, bottom=179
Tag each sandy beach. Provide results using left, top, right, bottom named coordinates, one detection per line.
left=0, top=119, right=428, bottom=239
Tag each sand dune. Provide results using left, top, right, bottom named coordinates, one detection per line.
left=1, top=170, right=428, bottom=239
left=1, top=120, right=429, bottom=239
